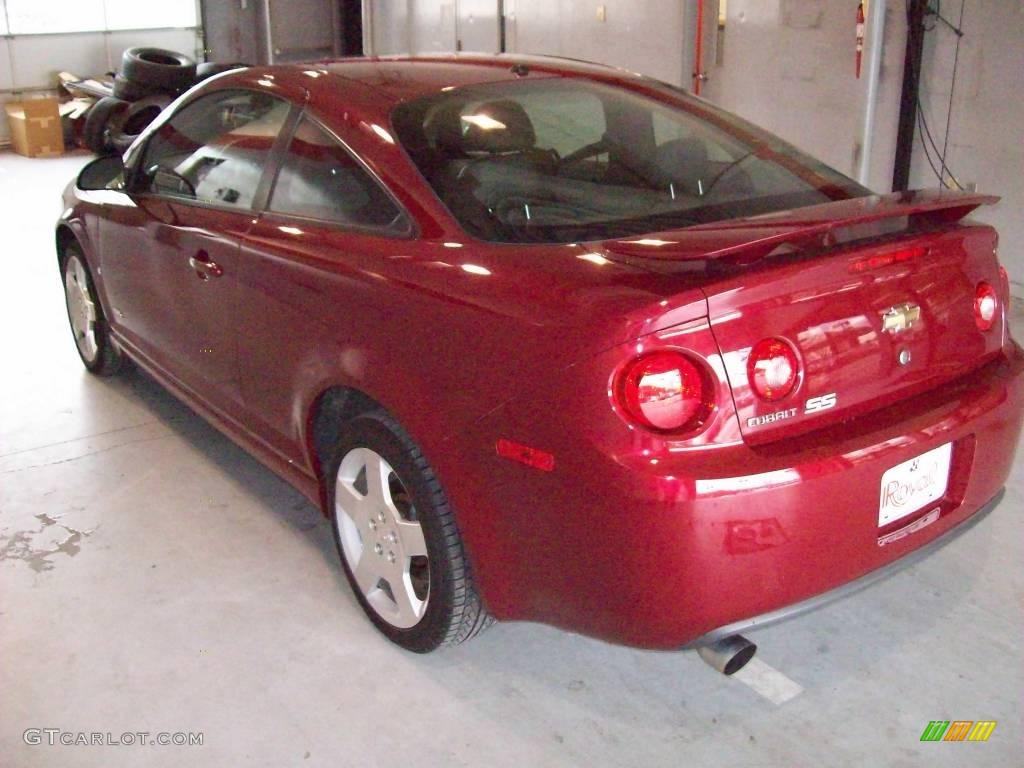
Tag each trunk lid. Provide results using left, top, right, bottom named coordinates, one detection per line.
left=600, top=190, right=1004, bottom=444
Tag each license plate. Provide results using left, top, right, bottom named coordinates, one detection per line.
left=878, top=443, right=952, bottom=526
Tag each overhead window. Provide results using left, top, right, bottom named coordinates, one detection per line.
left=3, top=0, right=197, bottom=35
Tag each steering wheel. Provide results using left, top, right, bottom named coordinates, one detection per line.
left=558, top=137, right=654, bottom=187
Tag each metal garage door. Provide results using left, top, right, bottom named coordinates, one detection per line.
left=0, top=0, right=201, bottom=144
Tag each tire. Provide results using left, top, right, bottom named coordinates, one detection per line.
left=109, top=95, right=172, bottom=152
left=195, top=61, right=249, bottom=82
left=112, top=74, right=163, bottom=102
left=328, top=410, right=493, bottom=652
left=62, top=245, right=123, bottom=376
left=83, top=96, right=130, bottom=155
left=119, top=47, right=196, bottom=92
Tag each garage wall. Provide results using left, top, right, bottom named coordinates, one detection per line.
left=365, top=1, right=690, bottom=84
left=503, top=0, right=695, bottom=87
left=408, top=1, right=457, bottom=52
left=701, top=0, right=905, bottom=194
left=457, top=0, right=501, bottom=52
left=365, top=0, right=500, bottom=56
left=911, top=0, right=1024, bottom=296
left=694, top=0, right=1023, bottom=296
left=0, top=1, right=201, bottom=145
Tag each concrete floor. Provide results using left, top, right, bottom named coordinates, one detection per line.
left=1, top=150, right=1021, bottom=768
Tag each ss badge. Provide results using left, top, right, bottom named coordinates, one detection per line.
left=805, top=393, right=838, bottom=414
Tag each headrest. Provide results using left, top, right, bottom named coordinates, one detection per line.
left=433, top=102, right=469, bottom=157
left=655, top=138, right=710, bottom=195
left=459, top=100, right=536, bottom=154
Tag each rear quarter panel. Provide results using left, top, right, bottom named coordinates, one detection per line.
left=231, top=218, right=703, bottom=489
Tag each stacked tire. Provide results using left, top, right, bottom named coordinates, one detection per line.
left=83, top=49, right=246, bottom=155
left=83, top=48, right=194, bottom=155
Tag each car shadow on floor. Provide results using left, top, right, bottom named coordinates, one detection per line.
left=105, top=363, right=346, bottom=579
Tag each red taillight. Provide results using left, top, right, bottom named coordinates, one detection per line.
left=747, top=338, right=799, bottom=401
left=614, top=351, right=712, bottom=433
left=974, top=281, right=999, bottom=331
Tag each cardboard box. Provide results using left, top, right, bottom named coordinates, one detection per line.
left=5, top=98, right=65, bottom=158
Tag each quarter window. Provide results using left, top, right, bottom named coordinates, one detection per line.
left=140, top=90, right=291, bottom=209
left=268, top=116, right=403, bottom=230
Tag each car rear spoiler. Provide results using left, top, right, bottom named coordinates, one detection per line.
left=603, top=189, right=999, bottom=265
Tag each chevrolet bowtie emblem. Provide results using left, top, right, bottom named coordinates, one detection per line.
left=881, top=303, right=922, bottom=334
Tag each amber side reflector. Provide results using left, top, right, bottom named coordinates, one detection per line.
left=496, top=439, right=555, bottom=472
left=850, top=245, right=927, bottom=273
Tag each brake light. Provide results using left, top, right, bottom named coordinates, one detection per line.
left=747, top=338, right=799, bottom=401
left=974, top=282, right=998, bottom=331
left=850, top=245, right=927, bottom=273
left=614, top=351, right=713, bottom=433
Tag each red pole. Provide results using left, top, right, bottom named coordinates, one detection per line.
left=856, top=1, right=866, bottom=78
left=693, top=0, right=705, bottom=94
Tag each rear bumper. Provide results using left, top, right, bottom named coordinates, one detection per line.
left=442, top=342, right=1024, bottom=649
left=683, top=487, right=1004, bottom=648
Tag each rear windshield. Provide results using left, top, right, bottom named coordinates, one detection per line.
left=391, top=78, right=870, bottom=244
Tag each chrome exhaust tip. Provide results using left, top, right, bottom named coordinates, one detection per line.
left=696, top=634, right=757, bottom=675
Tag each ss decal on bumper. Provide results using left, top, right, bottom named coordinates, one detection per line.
left=746, top=393, right=838, bottom=429
left=805, top=393, right=838, bottom=414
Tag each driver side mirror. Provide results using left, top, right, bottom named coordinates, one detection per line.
left=76, top=155, right=126, bottom=191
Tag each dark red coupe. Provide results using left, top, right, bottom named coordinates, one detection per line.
left=58, top=55, right=1023, bottom=672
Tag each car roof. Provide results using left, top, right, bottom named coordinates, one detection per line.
left=308, top=54, right=645, bottom=102
left=205, top=55, right=655, bottom=133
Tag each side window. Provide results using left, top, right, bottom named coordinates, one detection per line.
left=267, top=116, right=403, bottom=230
left=140, top=90, right=291, bottom=209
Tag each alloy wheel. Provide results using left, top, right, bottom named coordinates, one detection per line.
left=334, top=447, right=430, bottom=629
left=64, top=254, right=99, bottom=363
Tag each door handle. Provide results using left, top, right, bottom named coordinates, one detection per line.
left=189, top=251, right=224, bottom=280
